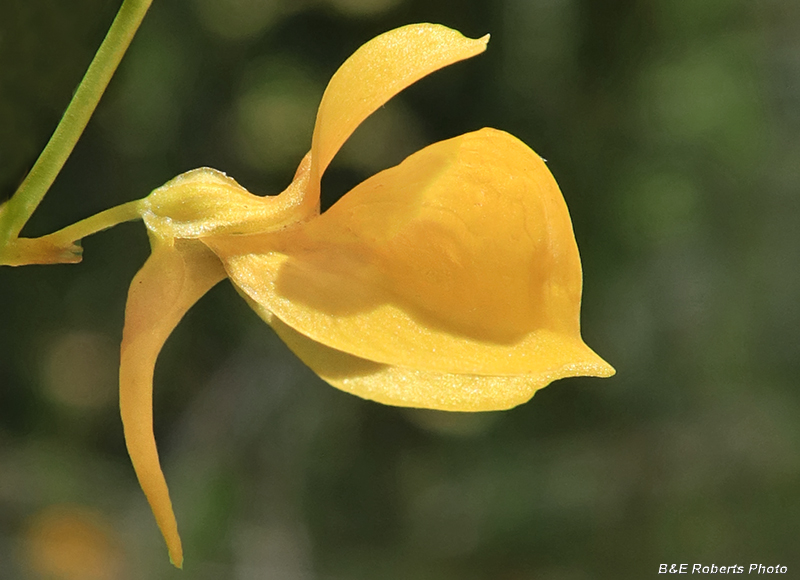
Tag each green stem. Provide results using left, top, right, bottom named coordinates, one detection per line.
left=45, top=199, right=144, bottom=247
left=0, top=0, right=153, bottom=247
left=0, top=200, right=144, bottom=267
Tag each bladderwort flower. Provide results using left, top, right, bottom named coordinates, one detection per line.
left=3, top=22, right=615, bottom=568
left=124, top=23, right=615, bottom=566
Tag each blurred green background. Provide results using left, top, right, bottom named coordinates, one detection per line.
left=2, top=0, right=799, bottom=578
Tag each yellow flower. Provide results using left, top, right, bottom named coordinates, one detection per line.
left=120, top=23, right=615, bottom=567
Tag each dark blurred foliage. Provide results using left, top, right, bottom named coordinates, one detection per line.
left=2, top=0, right=800, bottom=578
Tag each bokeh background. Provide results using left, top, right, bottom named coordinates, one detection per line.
left=2, top=0, right=800, bottom=578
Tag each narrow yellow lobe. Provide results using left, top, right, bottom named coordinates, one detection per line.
left=119, top=238, right=225, bottom=567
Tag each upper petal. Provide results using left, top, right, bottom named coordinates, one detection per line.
left=308, top=24, right=489, bottom=197
left=208, top=128, right=613, bottom=388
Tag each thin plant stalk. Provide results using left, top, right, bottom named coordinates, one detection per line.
left=0, top=199, right=144, bottom=266
left=44, top=199, right=144, bottom=246
left=0, top=0, right=153, bottom=248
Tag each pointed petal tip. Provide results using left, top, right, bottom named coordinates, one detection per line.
left=581, top=344, right=616, bottom=378
left=575, top=347, right=617, bottom=379
left=169, top=548, right=184, bottom=569
left=600, top=361, right=616, bottom=378
left=571, top=349, right=616, bottom=380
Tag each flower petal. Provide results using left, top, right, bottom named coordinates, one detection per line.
left=209, top=128, right=613, bottom=410
left=309, top=23, right=489, bottom=195
left=119, top=237, right=225, bottom=568
left=248, top=303, right=595, bottom=411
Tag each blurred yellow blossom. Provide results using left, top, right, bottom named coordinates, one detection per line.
left=22, top=505, right=124, bottom=580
